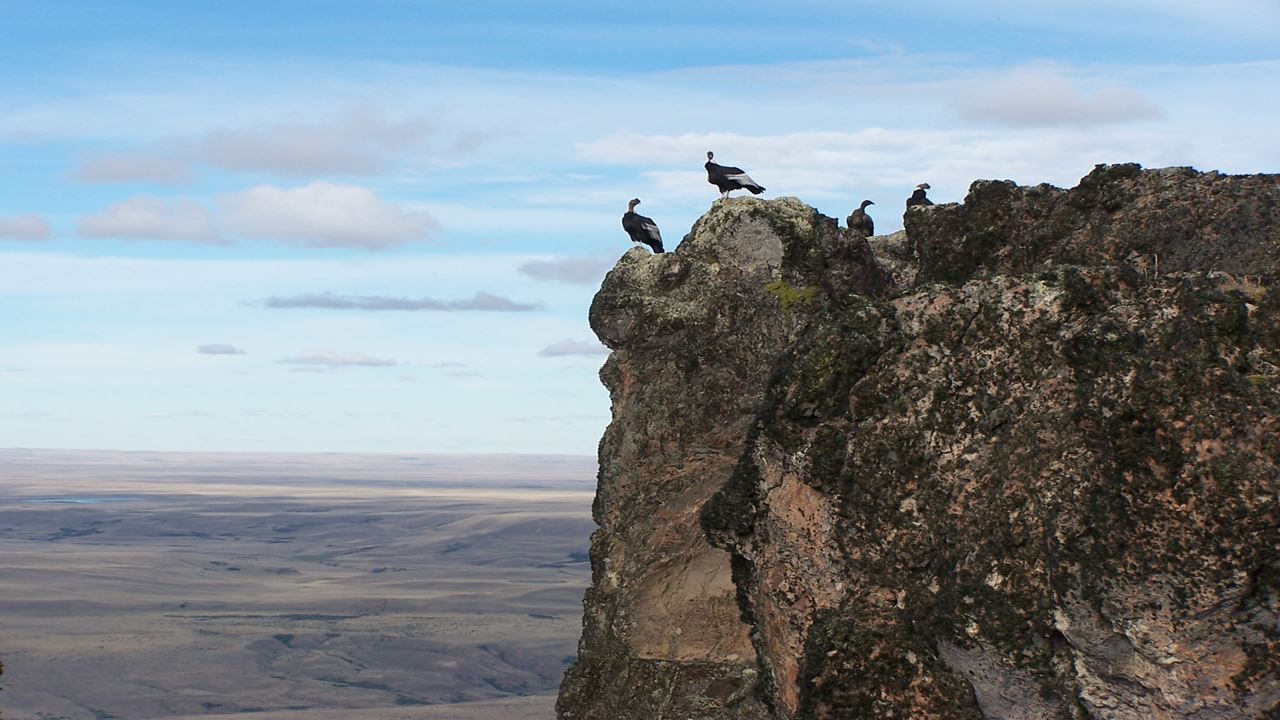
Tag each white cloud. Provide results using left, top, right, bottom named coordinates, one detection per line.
left=0, top=214, right=51, bottom=241
left=77, top=196, right=221, bottom=243
left=65, top=108, right=483, bottom=184
left=221, top=182, right=437, bottom=249
left=919, top=0, right=1280, bottom=40
left=579, top=129, right=983, bottom=172
left=74, top=184, right=439, bottom=249
left=577, top=120, right=1248, bottom=217
left=953, top=68, right=1164, bottom=127
left=197, top=344, right=245, bottom=355
left=518, top=256, right=613, bottom=285
left=579, top=129, right=988, bottom=203
left=538, top=339, right=609, bottom=357
left=255, top=291, right=541, bottom=311
left=76, top=151, right=189, bottom=184
left=279, top=349, right=397, bottom=367
left=199, top=108, right=438, bottom=176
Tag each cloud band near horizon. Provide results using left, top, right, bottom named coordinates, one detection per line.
left=254, top=291, right=543, bottom=312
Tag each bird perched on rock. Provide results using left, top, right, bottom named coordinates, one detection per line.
left=705, top=151, right=765, bottom=198
left=622, top=198, right=664, bottom=253
left=846, top=200, right=875, bottom=237
left=906, top=183, right=934, bottom=208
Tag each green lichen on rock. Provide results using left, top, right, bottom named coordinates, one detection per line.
left=765, top=280, right=819, bottom=310
left=721, top=262, right=1280, bottom=719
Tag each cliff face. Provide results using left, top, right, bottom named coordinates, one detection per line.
left=558, top=165, right=1280, bottom=719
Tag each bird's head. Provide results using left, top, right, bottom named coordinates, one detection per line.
left=862, top=200, right=875, bottom=208
left=706, top=151, right=714, bottom=161
left=628, top=198, right=641, bottom=210
left=916, top=183, right=931, bottom=190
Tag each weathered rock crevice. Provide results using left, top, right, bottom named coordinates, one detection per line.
left=558, top=166, right=1280, bottom=719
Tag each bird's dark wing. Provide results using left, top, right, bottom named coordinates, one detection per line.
left=624, top=212, right=662, bottom=243
left=719, top=164, right=763, bottom=190
left=708, top=161, right=765, bottom=193
left=623, top=211, right=664, bottom=252
left=637, top=214, right=662, bottom=243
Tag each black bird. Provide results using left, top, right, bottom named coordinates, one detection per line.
left=622, top=198, right=664, bottom=253
left=906, top=183, right=934, bottom=209
left=846, top=200, right=875, bottom=237
left=705, top=151, right=765, bottom=198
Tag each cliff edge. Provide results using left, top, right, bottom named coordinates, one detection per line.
left=558, top=165, right=1280, bottom=719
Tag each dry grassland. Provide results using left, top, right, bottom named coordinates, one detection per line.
left=0, top=450, right=595, bottom=720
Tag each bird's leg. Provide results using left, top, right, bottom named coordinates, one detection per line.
left=721, top=190, right=729, bottom=199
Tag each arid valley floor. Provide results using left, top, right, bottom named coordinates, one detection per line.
left=0, top=450, right=596, bottom=720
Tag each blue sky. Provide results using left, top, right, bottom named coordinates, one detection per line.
left=2, top=1, right=1278, bottom=453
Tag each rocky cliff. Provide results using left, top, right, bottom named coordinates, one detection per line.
left=557, top=164, right=1280, bottom=719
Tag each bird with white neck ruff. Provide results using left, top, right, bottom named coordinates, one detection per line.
left=705, top=151, right=766, bottom=198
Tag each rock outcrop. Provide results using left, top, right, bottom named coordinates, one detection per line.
left=558, top=165, right=1280, bottom=719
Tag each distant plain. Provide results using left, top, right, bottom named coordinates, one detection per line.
left=0, top=449, right=596, bottom=720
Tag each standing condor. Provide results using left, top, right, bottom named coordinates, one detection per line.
left=846, top=199, right=875, bottom=237
left=906, top=183, right=934, bottom=208
left=705, top=151, right=765, bottom=198
left=622, top=198, right=664, bottom=253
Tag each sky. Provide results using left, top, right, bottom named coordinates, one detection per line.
left=1, top=1, right=1278, bottom=454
